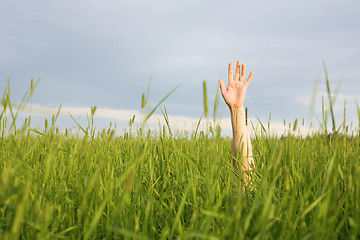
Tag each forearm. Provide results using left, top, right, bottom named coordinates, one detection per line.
left=230, top=106, right=254, bottom=173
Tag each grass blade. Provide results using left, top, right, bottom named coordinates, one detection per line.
left=69, top=112, right=88, bottom=136
left=143, top=84, right=180, bottom=124
left=323, top=61, right=336, bottom=132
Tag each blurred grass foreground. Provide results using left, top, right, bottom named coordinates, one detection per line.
left=0, top=73, right=360, bottom=239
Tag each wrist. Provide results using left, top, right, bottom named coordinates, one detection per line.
left=229, top=105, right=245, bottom=113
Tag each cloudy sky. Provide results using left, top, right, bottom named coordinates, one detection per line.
left=1, top=0, right=359, bottom=134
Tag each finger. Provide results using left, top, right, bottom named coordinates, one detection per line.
left=228, top=62, right=233, bottom=84
left=235, top=60, right=241, bottom=81
left=240, top=63, right=246, bottom=82
left=219, top=79, right=226, bottom=95
left=244, top=72, right=254, bottom=88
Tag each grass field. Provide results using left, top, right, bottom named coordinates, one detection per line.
left=1, top=77, right=360, bottom=239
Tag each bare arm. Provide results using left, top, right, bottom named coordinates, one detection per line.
left=219, top=60, right=254, bottom=184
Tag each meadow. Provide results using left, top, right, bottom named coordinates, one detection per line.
left=0, top=76, right=360, bottom=239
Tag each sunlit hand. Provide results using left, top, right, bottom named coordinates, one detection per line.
left=219, top=60, right=254, bottom=109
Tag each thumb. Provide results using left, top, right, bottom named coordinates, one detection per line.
left=218, top=79, right=226, bottom=95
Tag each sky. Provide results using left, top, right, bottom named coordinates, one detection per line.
left=1, top=0, right=359, bottom=135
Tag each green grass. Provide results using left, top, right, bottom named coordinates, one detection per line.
left=1, top=122, right=360, bottom=239
left=1, top=76, right=360, bottom=239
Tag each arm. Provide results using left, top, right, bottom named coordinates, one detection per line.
left=219, top=60, right=254, bottom=184
left=230, top=106, right=254, bottom=183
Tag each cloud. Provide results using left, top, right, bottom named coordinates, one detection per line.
left=12, top=103, right=318, bottom=137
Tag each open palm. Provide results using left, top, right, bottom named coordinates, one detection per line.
left=219, top=60, right=254, bottom=109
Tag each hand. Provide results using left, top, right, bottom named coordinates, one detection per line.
left=219, top=60, right=254, bottom=109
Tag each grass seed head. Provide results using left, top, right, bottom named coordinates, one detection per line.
left=141, top=93, right=146, bottom=109
left=203, top=80, right=208, bottom=118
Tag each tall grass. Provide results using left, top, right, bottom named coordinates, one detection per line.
left=0, top=74, right=360, bottom=239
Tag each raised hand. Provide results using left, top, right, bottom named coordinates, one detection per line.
left=219, top=60, right=254, bottom=109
